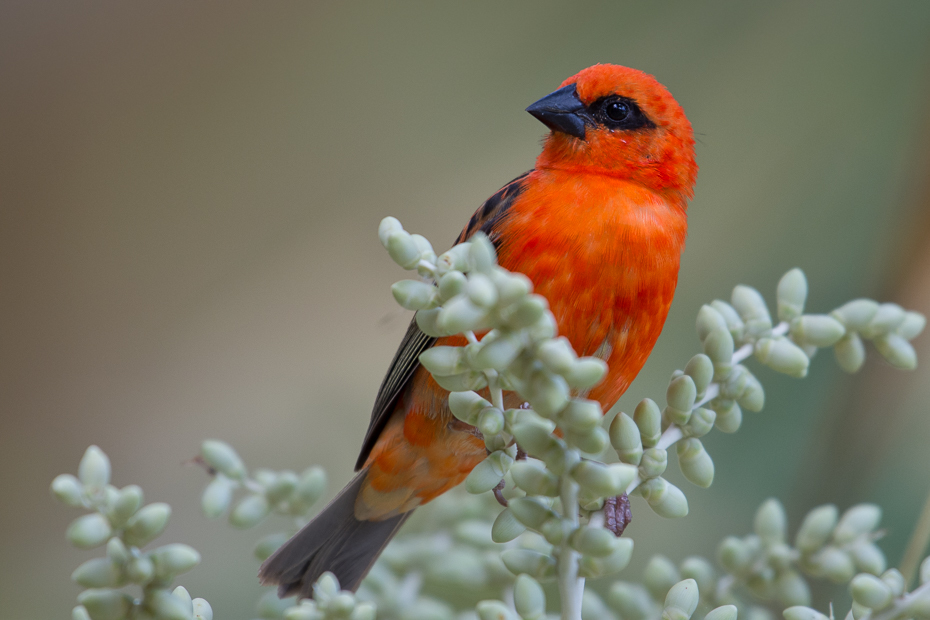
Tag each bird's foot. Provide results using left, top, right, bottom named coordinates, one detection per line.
left=492, top=479, right=508, bottom=507
left=604, top=493, right=632, bottom=536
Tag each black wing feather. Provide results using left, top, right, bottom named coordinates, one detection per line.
left=354, top=171, right=532, bottom=471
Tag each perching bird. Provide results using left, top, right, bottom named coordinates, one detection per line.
left=260, top=63, right=698, bottom=596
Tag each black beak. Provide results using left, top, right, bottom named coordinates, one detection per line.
left=526, top=83, right=587, bottom=140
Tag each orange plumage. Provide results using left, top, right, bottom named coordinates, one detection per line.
left=260, top=63, right=697, bottom=595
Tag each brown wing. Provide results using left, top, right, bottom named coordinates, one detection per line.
left=354, top=171, right=532, bottom=471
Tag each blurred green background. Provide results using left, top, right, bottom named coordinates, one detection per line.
left=3, top=2, right=930, bottom=618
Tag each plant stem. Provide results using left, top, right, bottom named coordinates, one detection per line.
left=900, top=486, right=930, bottom=587
left=558, top=471, right=584, bottom=620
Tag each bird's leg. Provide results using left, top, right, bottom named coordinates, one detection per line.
left=492, top=479, right=508, bottom=507
left=604, top=493, right=632, bottom=537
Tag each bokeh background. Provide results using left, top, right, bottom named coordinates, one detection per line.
left=3, top=2, right=930, bottom=618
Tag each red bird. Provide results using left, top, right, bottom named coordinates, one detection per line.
left=260, top=64, right=697, bottom=595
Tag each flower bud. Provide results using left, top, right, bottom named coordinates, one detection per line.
left=535, top=337, right=576, bottom=375
left=147, top=588, right=191, bottom=620
left=466, top=273, right=498, bottom=308
left=565, top=357, right=608, bottom=390
left=468, top=233, right=496, bottom=272
left=566, top=426, right=609, bottom=455
left=639, top=448, right=668, bottom=480
left=201, top=440, right=245, bottom=480
left=474, top=333, right=524, bottom=371
left=228, top=494, right=269, bottom=529
left=795, top=504, right=838, bottom=553
left=126, top=555, right=154, bottom=583
left=718, top=536, right=753, bottom=575
left=72, top=558, right=123, bottom=588
left=432, top=370, right=488, bottom=392
left=52, top=474, right=85, bottom=507
left=862, top=303, right=906, bottom=338
left=571, top=526, right=618, bottom=557
left=663, top=579, right=699, bottom=620
left=776, top=571, right=811, bottom=607
left=437, top=297, right=488, bottom=334
left=832, top=299, right=879, bottom=331
left=897, top=311, right=927, bottom=340
left=526, top=312, right=557, bottom=341
left=696, top=305, right=729, bottom=342
left=711, top=300, right=746, bottom=340
left=881, top=568, right=905, bottom=597
left=500, top=295, right=548, bottom=330
left=777, top=268, right=808, bottom=322
left=572, top=461, right=636, bottom=498
left=514, top=574, right=546, bottom=620
left=465, top=452, right=512, bottom=494
left=665, top=375, right=697, bottom=426
left=350, top=603, right=375, bottom=620
left=201, top=476, right=235, bottom=518
left=500, top=549, right=556, bottom=579
left=72, top=606, right=92, bottom=620
left=813, top=547, right=855, bottom=583
left=386, top=230, right=421, bottom=270
left=410, top=233, right=435, bottom=262
left=850, top=574, right=892, bottom=610
left=705, top=606, right=738, bottom=620
left=511, top=421, right=559, bottom=459
left=754, top=498, right=787, bottom=544
left=634, top=399, right=662, bottom=447
left=413, top=307, right=444, bottom=337
left=78, top=446, right=111, bottom=490
left=677, top=439, right=714, bottom=488
left=684, top=354, right=714, bottom=397
left=437, top=270, right=466, bottom=302
left=171, top=586, right=193, bottom=612
left=328, top=593, right=357, bottom=617
left=106, top=485, right=144, bottom=528
left=608, top=582, right=655, bottom=620
left=378, top=216, right=403, bottom=246
left=391, top=280, right=437, bottom=310
left=106, top=537, right=129, bottom=566
left=680, top=557, right=715, bottom=594
left=791, top=315, right=845, bottom=348
left=783, top=607, right=830, bottom=620
left=491, top=508, right=526, bottom=543
left=476, top=600, right=516, bottom=620
left=152, top=543, right=201, bottom=578
left=476, top=407, right=505, bottom=438
left=527, top=370, right=569, bottom=418
left=834, top=504, right=881, bottom=544
left=123, top=503, right=169, bottom=544
left=419, top=346, right=467, bottom=377
left=511, top=462, right=559, bottom=499
left=560, top=399, right=603, bottom=435
left=610, top=412, right=643, bottom=465
left=873, top=334, right=917, bottom=370
left=834, top=332, right=866, bottom=373
left=193, top=598, right=213, bottom=620
left=67, top=513, right=113, bottom=549
left=448, top=391, right=491, bottom=425
left=640, top=478, right=688, bottom=518
left=491, top=268, right=533, bottom=306
left=732, top=285, right=773, bottom=335
left=254, top=533, right=289, bottom=561
left=292, top=466, right=327, bottom=511
left=704, top=329, right=735, bottom=380
left=850, top=541, right=886, bottom=575
left=683, top=408, right=716, bottom=438
left=77, top=589, right=132, bottom=620
left=578, top=538, right=635, bottom=579
left=711, top=399, right=742, bottom=433
left=755, top=338, right=809, bottom=378
left=738, top=369, right=765, bottom=412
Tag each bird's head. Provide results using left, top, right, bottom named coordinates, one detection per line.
left=528, top=64, right=697, bottom=202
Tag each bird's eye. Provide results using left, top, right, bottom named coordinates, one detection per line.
left=605, top=100, right=631, bottom=122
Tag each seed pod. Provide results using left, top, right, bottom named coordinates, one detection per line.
left=147, top=588, right=192, bottom=620
left=391, top=280, right=437, bottom=310
left=791, top=315, right=846, bottom=347
left=106, top=537, right=129, bottom=566
left=527, top=370, right=570, bottom=418
left=492, top=508, right=526, bottom=543
left=108, top=485, right=144, bottom=527
left=850, top=541, right=886, bottom=575
left=500, top=295, right=548, bottom=330
left=514, top=574, right=546, bottom=620
left=754, top=498, right=787, bottom=544
left=500, top=548, right=556, bottom=580
left=77, top=589, right=133, bottom=620
left=696, top=305, right=729, bottom=342
left=474, top=333, right=524, bottom=371
left=684, top=354, right=714, bottom=397
left=560, top=399, right=603, bottom=435
left=466, top=273, right=498, bottom=308
left=608, top=582, right=655, bottom=620
left=704, top=606, right=738, bottom=620
left=717, top=536, right=753, bottom=575
left=832, top=299, right=880, bottom=331
left=572, top=461, right=636, bottom=497
left=78, top=446, right=111, bottom=490
left=862, top=303, right=907, bottom=338
left=410, top=233, right=434, bottom=262
left=834, top=332, right=866, bottom=373
left=795, top=504, right=838, bottom=553
left=72, top=558, right=123, bottom=588
left=571, top=526, right=618, bottom=557
left=639, top=448, right=668, bottom=480
left=491, top=269, right=533, bottom=307
left=732, top=285, right=773, bottom=335
left=834, top=504, right=881, bottom=543
left=537, top=337, right=577, bottom=374
left=378, top=216, right=403, bottom=246
left=851, top=574, right=893, bottom=610
left=711, top=300, right=746, bottom=341
left=386, top=230, right=421, bottom=270
left=418, top=346, right=467, bottom=377
left=777, top=268, right=808, bottom=322
left=610, top=412, right=643, bottom=465
left=412, top=307, right=443, bottom=337
left=677, top=439, right=714, bottom=488
left=738, top=369, right=765, bottom=412
left=704, top=329, right=735, bottom=380
left=197, top=476, right=233, bottom=521
left=566, top=426, right=609, bottom=456
left=437, top=270, right=466, bottom=302
left=663, top=579, right=700, bottom=620
left=67, top=513, right=113, bottom=549
left=465, top=451, right=512, bottom=494
left=468, top=233, right=497, bottom=272
left=511, top=421, right=559, bottom=460
left=565, top=358, right=608, bottom=390
left=52, top=474, right=85, bottom=507
left=152, top=543, right=200, bottom=579
left=897, top=311, right=927, bottom=340
left=634, top=399, right=662, bottom=447
left=711, top=399, right=742, bottom=433
left=432, top=371, right=488, bottom=392
left=448, top=391, right=492, bottom=425
left=437, top=297, right=488, bottom=334
left=683, top=407, right=716, bottom=438
left=639, top=478, right=688, bottom=518
left=201, top=440, right=246, bottom=480
left=776, top=570, right=811, bottom=607
left=755, top=337, right=809, bottom=378
left=578, top=538, right=635, bottom=579
left=783, top=608, right=830, bottom=620
left=881, top=569, right=905, bottom=597
left=665, top=375, right=697, bottom=426
left=126, top=555, right=154, bottom=583
left=873, top=334, right=917, bottom=370
left=813, top=547, right=856, bottom=583
left=510, top=461, right=559, bottom=497
left=228, top=494, right=269, bottom=529
left=526, top=312, right=557, bottom=341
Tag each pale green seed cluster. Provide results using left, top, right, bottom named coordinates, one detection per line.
left=51, top=446, right=212, bottom=620
left=785, top=555, right=930, bottom=620
left=281, top=573, right=376, bottom=620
